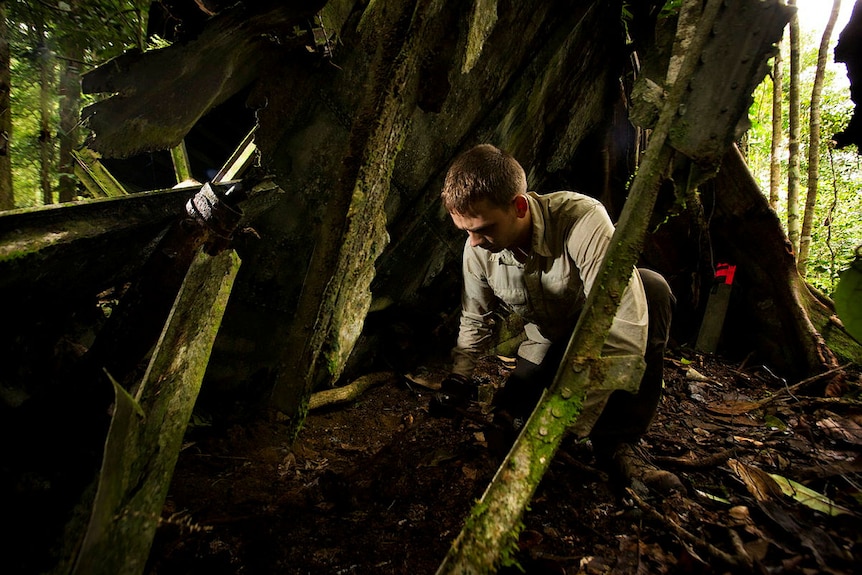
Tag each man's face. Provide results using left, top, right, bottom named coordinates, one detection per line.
left=449, top=198, right=524, bottom=253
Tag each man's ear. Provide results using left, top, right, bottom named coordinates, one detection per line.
left=513, top=194, right=529, bottom=217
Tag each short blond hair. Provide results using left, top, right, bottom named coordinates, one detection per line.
left=441, top=144, right=527, bottom=214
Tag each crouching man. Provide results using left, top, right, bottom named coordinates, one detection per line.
left=437, top=144, right=677, bottom=493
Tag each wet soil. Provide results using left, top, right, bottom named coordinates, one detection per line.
left=145, top=353, right=862, bottom=574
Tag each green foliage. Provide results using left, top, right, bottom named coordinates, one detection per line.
left=745, top=32, right=862, bottom=296
left=6, top=0, right=150, bottom=208
left=658, top=0, right=683, bottom=19
left=9, top=53, right=56, bottom=206
left=498, top=516, right=527, bottom=571
left=833, top=250, right=862, bottom=342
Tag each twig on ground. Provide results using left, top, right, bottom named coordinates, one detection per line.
left=556, top=449, right=609, bottom=482
left=626, top=488, right=754, bottom=573
left=728, top=528, right=753, bottom=565
left=653, top=447, right=740, bottom=470
left=755, top=364, right=849, bottom=409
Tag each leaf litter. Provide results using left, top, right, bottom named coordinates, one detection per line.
left=147, top=354, right=862, bottom=574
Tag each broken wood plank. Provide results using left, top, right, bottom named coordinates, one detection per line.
left=71, top=248, right=241, bottom=575
left=170, top=140, right=194, bottom=184
left=667, top=0, right=792, bottom=167
left=81, top=3, right=326, bottom=158
left=72, top=148, right=130, bottom=198
left=213, top=127, right=258, bottom=183
left=696, top=282, right=733, bottom=353
left=0, top=188, right=197, bottom=309
left=0, top=179, right=280, bottom=315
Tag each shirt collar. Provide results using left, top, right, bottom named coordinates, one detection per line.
left=525, top=192, right=553, bottom=258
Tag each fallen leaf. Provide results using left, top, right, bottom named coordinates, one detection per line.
left=743, top=538, right=771, bottom=562
left=404, top=371, right=440, bottom=390
left=706, top=399, right=761, bottom=415
left=731, top=435, right=763, bottom=447
left=707, top=413, right=762, bottom=427
left=695, top=488, right=731, bottom=504
left=816, top=412, right=862, bottom=446
left=728, top=459, right=784, bottom=502
left=728, top=505, right=751, bottom=523
left=462, top=465, right=478, bottom=481
left=419, top=447, right=459, bottom=467
left=686, top=368, right=710, bottom=381
left=768, top=472, right=855, bottom=517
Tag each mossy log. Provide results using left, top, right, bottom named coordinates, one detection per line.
left=70, top=249, right=241, bottom=575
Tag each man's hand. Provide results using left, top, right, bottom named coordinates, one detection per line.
left=428, top=374, right=475, bottom=417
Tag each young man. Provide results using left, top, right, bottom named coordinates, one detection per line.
left=438, top=144, right=675, bottom=486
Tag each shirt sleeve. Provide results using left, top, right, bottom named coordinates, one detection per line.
left=566, top=204, right=648, bottom=357
left=451, top=243, right=498, bottom=378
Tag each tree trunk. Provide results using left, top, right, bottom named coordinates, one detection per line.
left=798, top=0, right=842, bottom=275
left=81, top=2, right=326, bottom=158
left=37, top=17, right=54, bottom=205
left=710, top=145, right=839, bottom=377
left=786, top=0, right=801, bottom=254
left=58, top=7, right=83, bottom=204
left=0, top=0, right=13, bottom=210
left=770, top=46, right=783, bottom=211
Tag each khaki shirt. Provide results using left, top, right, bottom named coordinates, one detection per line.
left=452, top=191, right=648, bottom=377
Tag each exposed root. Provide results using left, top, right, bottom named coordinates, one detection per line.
left=308, top=372, right=395, bottom=410
left=653, top=447, right=740, bottom=470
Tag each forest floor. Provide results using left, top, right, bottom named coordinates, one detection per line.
left=145, top=351, right=862, bottom=575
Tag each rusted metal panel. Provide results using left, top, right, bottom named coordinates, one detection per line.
left=668, top=0, right=793, bottom=168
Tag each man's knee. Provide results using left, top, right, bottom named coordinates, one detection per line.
left=637, top=268, right=675, bottom=349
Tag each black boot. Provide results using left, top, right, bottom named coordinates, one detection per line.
left=428, top=374, right=475, bottom=417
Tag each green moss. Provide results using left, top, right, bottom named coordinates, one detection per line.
left=807, top=291, right=862, bottom=365
left=498, top=517, right=526, bottom=571
left=822, top=324, right=862, bottom=365
left=463, top=0, right=499, bottom=73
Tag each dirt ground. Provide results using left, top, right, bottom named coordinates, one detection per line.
left=145, top=352, right=862, bottom=575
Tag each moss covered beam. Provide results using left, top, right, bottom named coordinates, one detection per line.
left=0, top=188, right=197, bottom=309
left=71, top=249, right=241, bottom=575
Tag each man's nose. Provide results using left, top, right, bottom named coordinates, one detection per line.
left=467, top=231, right=484, bottom=247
